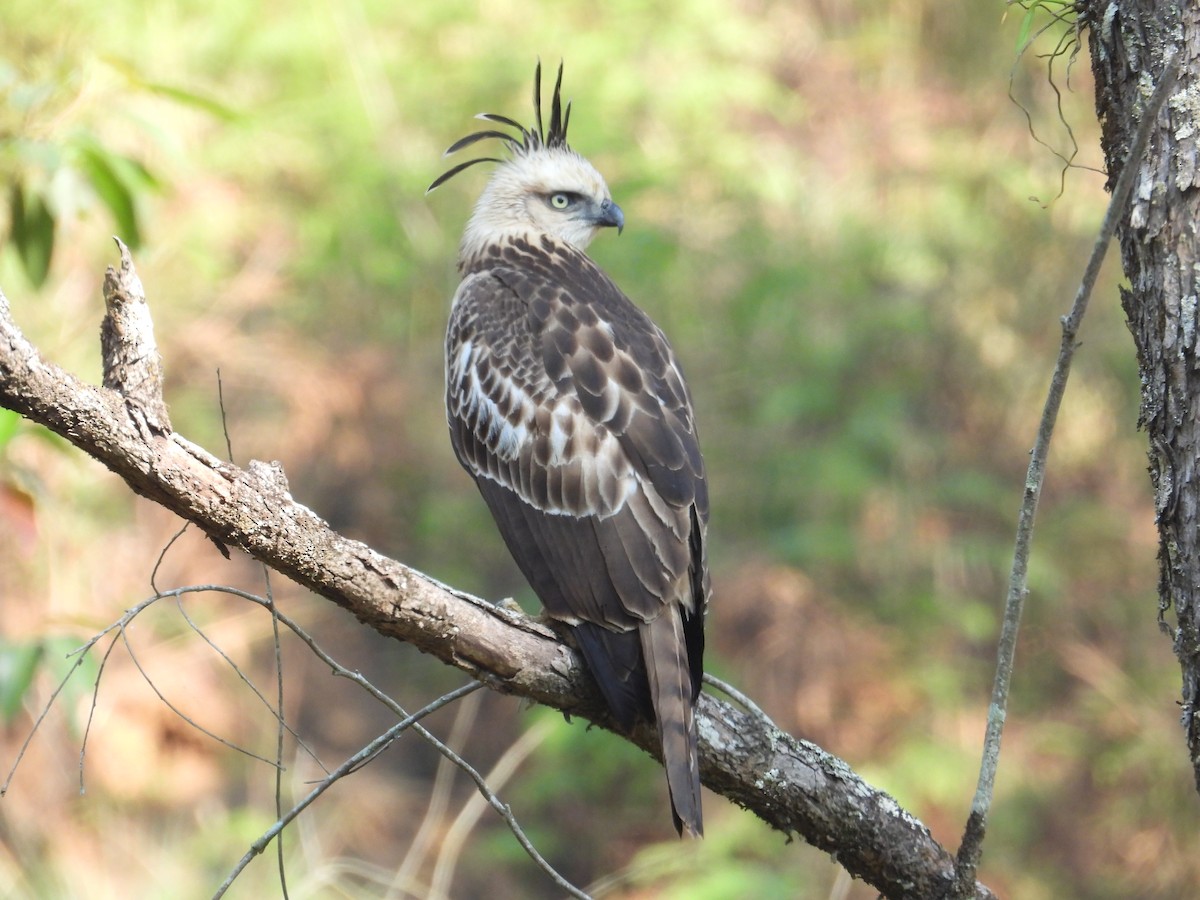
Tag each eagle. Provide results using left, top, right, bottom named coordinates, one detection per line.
left=429, top=62, right=709, bottom=837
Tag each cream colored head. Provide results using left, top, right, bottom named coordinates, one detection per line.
left=460, top=147, right=623, bottom=259
left=428, top=62, right=624, bottom=264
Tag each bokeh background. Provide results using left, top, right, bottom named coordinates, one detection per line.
left=1, top=2, right=1194, bottom=898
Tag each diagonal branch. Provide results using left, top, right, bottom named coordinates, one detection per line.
left=0, top=244, right=996, bottom=900
left=951, top=54, right=1180, bottom=897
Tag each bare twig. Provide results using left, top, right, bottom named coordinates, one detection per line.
left=429, top=716, right=555, bottom=899
left=213, top=379, right=291, bottom=897
left=390, top=689, right=483, bottom=894
left=210, top=684, right=484, bottom=900
left=5, top=586, right=294, bottom=792
left=150, top=521, right=190, bottom=595
left=952, top=54, right=1180, bottom=897
left=171, top=593, right=325, bottom=771
left=78, top=634, right=123, bottom=793
left=411, top=702, right=591, bottom=900
left=257, top=646, right=590, bottom=899
left=265, top=573, right=290, bottom=899
left=1, top=633, right=108, bottom=795
left=1007, top=2, right=1105, bottom=206
left=702, top=672, right=774, bottom=725
left=117, top=615, right=284, bottom=766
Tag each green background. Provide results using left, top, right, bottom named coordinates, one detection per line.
left=1, top=2, right=1191, bottom=897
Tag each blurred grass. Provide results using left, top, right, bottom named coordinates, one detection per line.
left=0, top=1, right=1193, bottom=898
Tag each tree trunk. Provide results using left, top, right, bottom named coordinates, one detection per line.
left=1087, top=1, right=1200, bottom=788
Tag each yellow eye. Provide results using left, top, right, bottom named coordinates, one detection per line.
left=550, top=193, right=571, bottom=209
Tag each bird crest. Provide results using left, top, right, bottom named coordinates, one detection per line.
left=428, top=60, right=573, bottom=194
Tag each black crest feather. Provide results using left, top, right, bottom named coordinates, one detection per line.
left=427, top=60, right=573, bottom=194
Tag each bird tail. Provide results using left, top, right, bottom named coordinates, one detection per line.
left=642, top=608, right=703, bottom=837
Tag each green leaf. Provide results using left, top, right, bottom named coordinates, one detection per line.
left=1015, top=4, right=1037, bottom=51
left=138, top=81, right=241, bottom=122
left=0, top=640, right=45, bottom=723
left=74, top=141, right=142, bottom=248
left=8, top=182, right=56, bottom=288
left=99, top=56, right=241, bottom=122
left=111, top=154, right=163, bottom=192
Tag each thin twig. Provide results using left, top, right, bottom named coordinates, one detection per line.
left=195, top=599, right=592, bottom=899
left=413, top=708, right=591, bottom=900
left=2, top=638, right=102, bottom=795
left=116, top=617, right=284, bottom=768
left=144, top=581, right=592, bottom=898
left=216, top=367, right=234, bottom=462
left=78, top=600, right=163, bottom=792
left=4, top=595, right=201, bottom=793
left=78, top=636, right=122, bottom=791
left=211, top=683, right=483, bottom=899
left=264, top=572, right=290, bottom=899
left=172, top=593, right=325, bottom=771
left=390, top=689, right=483, bottom=894
left=952, top=55, right=1179, bottom=897
left=150, top=521, right=190, bottom=596
left=703, top=672, right=774, bottom=725
left=1007, top=4, right=1105, bottom=207
left=429, top=716, right=554, bottom=899
left=213, top=381, right=291, bottom=898
left=5, top=585, right=321, bottom=794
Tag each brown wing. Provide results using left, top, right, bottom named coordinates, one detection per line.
left=445, top=239, right=708, bottom=834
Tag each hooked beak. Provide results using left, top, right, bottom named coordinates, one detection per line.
left=594, top=198, right=625, bottom=235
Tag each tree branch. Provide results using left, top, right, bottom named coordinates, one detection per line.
left=952, top=53, right=1180, bottom=897
left=0, top=244, right=995, bottom=900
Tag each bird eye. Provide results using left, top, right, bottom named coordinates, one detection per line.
left=549, top=193, right=572, bottom=209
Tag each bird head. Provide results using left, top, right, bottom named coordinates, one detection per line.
left=429, top=61, right=624, bottom=259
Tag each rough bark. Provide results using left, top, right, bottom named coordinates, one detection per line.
left=1086, top=2, right=1200, bottom=789
left=0, top=245, right=995, bottom=899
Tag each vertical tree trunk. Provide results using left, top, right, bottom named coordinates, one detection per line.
left=1087, top=2, right=1200, bottom=789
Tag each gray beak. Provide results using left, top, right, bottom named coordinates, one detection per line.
left=595, top=198, right=625, bottom=234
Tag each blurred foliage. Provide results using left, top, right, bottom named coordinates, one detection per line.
left=0, top=1, right=1193, bottom=899
left=2, top=58, right=143, bottom=285
left=0, top=6, right=238, bottom=287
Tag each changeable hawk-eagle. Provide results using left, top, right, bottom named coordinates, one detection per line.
left=429, top=62, right=710, bottom=836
